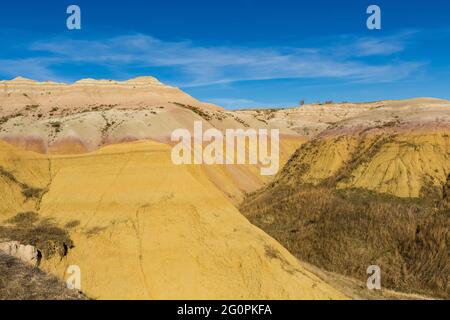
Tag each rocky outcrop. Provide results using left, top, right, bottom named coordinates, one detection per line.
left=0, top=241, right=40, bottom=266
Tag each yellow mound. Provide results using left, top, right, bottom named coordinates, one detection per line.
left=280, top=131, right=450, bottom=198
left=0, top=140, right=346, bottom=300
left=202, top=135, right=305, bottom=204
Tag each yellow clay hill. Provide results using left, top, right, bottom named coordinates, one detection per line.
left=0, top=140, right=346, bottom=300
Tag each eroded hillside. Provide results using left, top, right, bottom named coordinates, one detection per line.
left=241, top=98, right=450, bottom=298
left=0, top=77, right=376, bottom=203
left=277, top=98, right=450, bottom=198
left=2, top=76, right=449, bottom=300
left=0, top=140, right=347, bottom=299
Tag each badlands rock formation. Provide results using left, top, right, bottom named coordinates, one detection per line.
left=277, top=98, right=450, bottom=198
left=240, top=99, right=450, bottom=298
left=0, top=77, right=375, bottom=154
left=0, top=76, right=219, bottom=153
left=0, top=77, right=354, bottom=299
left=1, top=76, right=448, bottom=299
left=0, top=77, right=373, bottom=203
left=0, top=139, right=346, bottom=299
left=0, top=241, right=39, bottom=266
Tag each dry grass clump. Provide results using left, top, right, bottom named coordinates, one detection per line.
left=49, top=121, right=62, bottom=133
left=0, top=166, right=48, bottom=202
left=0, top=213, right=84, bottom=300
left=172, top=102, right=213, bottom=121
left=241, top=185, right=450, bottom=298
left=0, top=212, right=74, bottom=259
left=5, top=211, right=39, bottom=226
left=0, top=252, right=87, bottom=300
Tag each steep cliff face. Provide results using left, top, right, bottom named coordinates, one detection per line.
left=0, top=140, right=346, bottom=300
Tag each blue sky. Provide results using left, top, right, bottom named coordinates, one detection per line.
left=1, top=0, right=449, bottom=108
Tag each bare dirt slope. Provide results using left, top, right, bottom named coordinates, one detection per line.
left=277, top=98, right=450, bottom=198
left=0, top=140, right=347, bottom=299
left=0, top=77, right=373, bottom=202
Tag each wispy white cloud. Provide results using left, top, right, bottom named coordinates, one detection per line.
left=330, top=30, right=418, bottom=57
left=351, top=38, right=405, bottom=56
left=205, top=98, right=265, bottom=108
left=205, top=97, right=298, bottom=109
left=0, top=31, right=424, bottom=86
left=0, top=57, right=67, bottom=82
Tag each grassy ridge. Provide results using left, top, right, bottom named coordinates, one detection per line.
left=241, top=185, right=450, bottom=298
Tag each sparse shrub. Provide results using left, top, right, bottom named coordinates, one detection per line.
left=0, top=212, right=74, bottom=259
left=50, top=121, right=61, bottom=128
left=84, top=226, right=106, bottom=238
left=0, top=111, right=24, bottom=125
left=0, top=166, right=47, bottom=202
left=172, top=102, right=213, bottom=121
left=0, top=166, right=16, bottom=182
left=233, top=116, right=250, bottom=127
left=50, top=121, right=62, bottom=133
left=25, top=104, right=40, bottom=111
left=6, top=211, right=39, bottom=226
left=21, top=187, right=46, bottom=200
left=65, top=220, right=81, bottom=229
